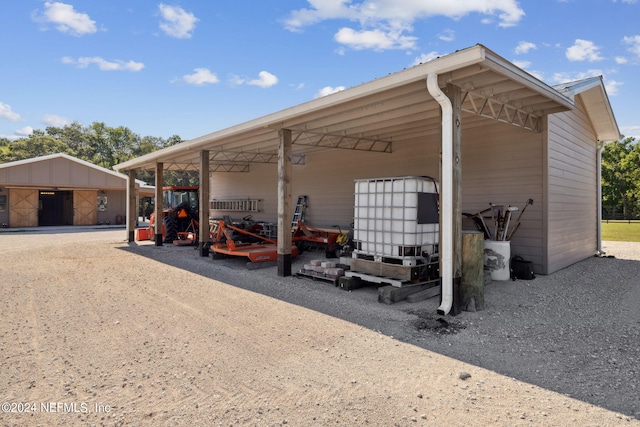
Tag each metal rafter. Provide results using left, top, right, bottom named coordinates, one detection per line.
left=208, top=150, right=306, bottom=168
left=462, top=90, right=541, bottom=132
left=291, top=129, right=392, bottom=153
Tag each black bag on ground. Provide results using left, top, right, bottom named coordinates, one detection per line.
left=510, top=255, right=535, bottom=280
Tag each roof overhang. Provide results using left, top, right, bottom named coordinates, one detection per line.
left=553, top=77, right=621, bottom=142
left=114, top=44, right=576, bottom=173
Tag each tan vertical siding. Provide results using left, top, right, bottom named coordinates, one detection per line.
left=208, top=118, right=548, bottom=272
left=461, top=121, right=545, bottom=272
left=546, top=98, right=598, bottom=273
left=209, top=134, right=441, bottom=228
left=207, top=110, right=602, bottom=275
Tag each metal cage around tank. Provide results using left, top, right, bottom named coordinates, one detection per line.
left=352, top=176, right=440, bottom=266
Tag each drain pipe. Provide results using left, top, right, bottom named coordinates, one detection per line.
left=427, top=73, right=453, bottom=315
left=596, top=140, right=606, bottom=255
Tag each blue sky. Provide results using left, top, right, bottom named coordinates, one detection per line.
left=1, top=0, right=639, bottom=142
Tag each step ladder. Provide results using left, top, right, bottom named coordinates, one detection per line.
left=292, top=196, right=307, bottom=228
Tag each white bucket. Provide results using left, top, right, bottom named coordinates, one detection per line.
left=484, top=240, right=511, bottom=281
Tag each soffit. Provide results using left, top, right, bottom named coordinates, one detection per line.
left=114, top=44, right=575, bottom=173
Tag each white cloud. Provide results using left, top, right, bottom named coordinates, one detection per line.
left=551, top=69, right=620, bottom=95
left=15, top=126, right=34, bottom=137
left=412, top=51, right=444, bottom=66
left=514, top=41, right=537, bottom=54
left=0, top=102, right=22, bottom=122
left=158, top=4, right=198, bottom=39
left=33, top=2, right=97, bottom=36
left=229, top=71, right=279, bottom=88
left=512, top=60, right=531, bottom=69
left=615, top=56, right=628, bottom=64
left=604, top=79, right=623, bottom=96
left=284, top=0, right=524, bottom=51
left=620, top=125, right=640, bottom=141
left=566, top=39, right=603, bottom=62
left=315, top=86, right=346, bottom=98
left=177, top=68, right=219, bottom=85
left=437, top=29, right=455, bottom=42
left=248, top=71, right=279, bottom=88
left=334, top=27, right=417, bottom=50
left=42, top=114, right=70, bottom=127
left=62, top=56, right=144, bottom=71
left=622, top=35, right=640, bottom=59
left=285, top=0, right=524, bottom=31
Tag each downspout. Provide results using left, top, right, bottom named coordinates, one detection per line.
left=427, top=73, right=453, bottom=315
left=596, top=140, right=605, bottom=255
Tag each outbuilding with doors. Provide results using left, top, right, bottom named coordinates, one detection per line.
left=114, top=44, right=620, bottom=314
left=0, top=153, right=153, bottom=228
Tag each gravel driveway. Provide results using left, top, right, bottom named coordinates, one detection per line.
left=138, top=236, right=640, bottom=420
left=1, top=226, right=638, bottom=424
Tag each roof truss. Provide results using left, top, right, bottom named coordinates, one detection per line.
left=462, top=90, right=542, bottom=132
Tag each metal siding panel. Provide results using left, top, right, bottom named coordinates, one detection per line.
left=546, top=101, right=597, bottom=273
left=461, top=121, right=545, bottom=272
left=208, top=136, right=441, bottom=228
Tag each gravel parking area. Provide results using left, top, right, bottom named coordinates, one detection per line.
left=1, top=227, right=638, bottom=425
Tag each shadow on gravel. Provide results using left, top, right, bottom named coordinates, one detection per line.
left=119, top=241, right=640, bottom=420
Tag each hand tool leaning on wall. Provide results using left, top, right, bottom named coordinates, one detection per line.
left=463, top=199, right=533, bottom=241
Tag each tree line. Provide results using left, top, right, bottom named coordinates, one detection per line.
left=0, top=122, right=197, bottom=186
left=601, top=136, right=640, bottom=219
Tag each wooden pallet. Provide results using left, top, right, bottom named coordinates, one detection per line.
left=296, top=270, right=342, bottom=286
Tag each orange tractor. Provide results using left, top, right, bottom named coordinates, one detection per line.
left=149, top=186, right=199, bottom=244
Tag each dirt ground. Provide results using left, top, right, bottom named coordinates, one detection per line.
left=1, top=228, right=638, bottom=426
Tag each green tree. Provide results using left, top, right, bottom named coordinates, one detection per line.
left=0, top=130, right=74, bottom=163
left=601, top=137, right=640, bottom=218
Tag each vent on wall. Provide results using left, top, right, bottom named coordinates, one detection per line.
left=211, top=199, right=262, bottom=212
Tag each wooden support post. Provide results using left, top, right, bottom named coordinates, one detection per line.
left=277, top=129, right=293, bottom=277
left=199, top=150, right=210, bottom=257
left=127, top=170, right=136, bottom=242
left=448, top=83, right=463, bottom=316
left=461, top=230, right=485, bottom=311
left=154, top=162, right=163, bottom=246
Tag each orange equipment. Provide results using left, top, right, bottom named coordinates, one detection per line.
left=209, top=220, right=298, bottom=263
left=291, top=221, right=341, bottom=257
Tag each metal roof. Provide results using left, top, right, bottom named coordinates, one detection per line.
left=114, top=44, right=588, bottom=173
left=0, top=153, right=151, bottom=190
left=553, top=76, right=621, bottom=142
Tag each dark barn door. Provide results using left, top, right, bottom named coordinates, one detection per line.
left=39, top=191, right=73, bottom=226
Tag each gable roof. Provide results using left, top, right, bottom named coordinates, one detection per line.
left=0, top=153, right=150, bottom=190
left=115, top=44, right=585, bottom=173
left=553, top=76, right=620, bottom=142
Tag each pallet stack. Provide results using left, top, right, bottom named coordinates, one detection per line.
left=297, top=260, right=347, bottom=284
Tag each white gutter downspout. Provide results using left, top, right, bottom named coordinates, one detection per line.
left=596, top=141, right=605, bottom=255
left=427, top=73, right=453, bottom=316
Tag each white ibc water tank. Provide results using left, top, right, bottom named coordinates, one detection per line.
left=353, top=176, right=439, bottom=261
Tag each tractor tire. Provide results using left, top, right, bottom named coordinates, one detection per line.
left=164, top=216, right=178, bottom=243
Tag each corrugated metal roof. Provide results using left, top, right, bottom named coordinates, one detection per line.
left=114, top=44, right=615, bottom=173
left=0, top=153, right=151, bottom=190
left=553, top=76, right=621, bottom=141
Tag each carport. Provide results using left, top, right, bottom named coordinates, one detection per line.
left=114, top=44, right=619, bottom=315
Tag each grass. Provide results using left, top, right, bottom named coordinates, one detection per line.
left=601, top=221, right=640, bottom=242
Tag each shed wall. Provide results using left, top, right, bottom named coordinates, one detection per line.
left=209, top=133, right=441, bottom=229
left=545, top=97, right=598, bottom=273
left=461, top=121, right=545, bottom=272
left=0, top=157, right=127, bottom=189
left=208, top=118, right=549, bottom=272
